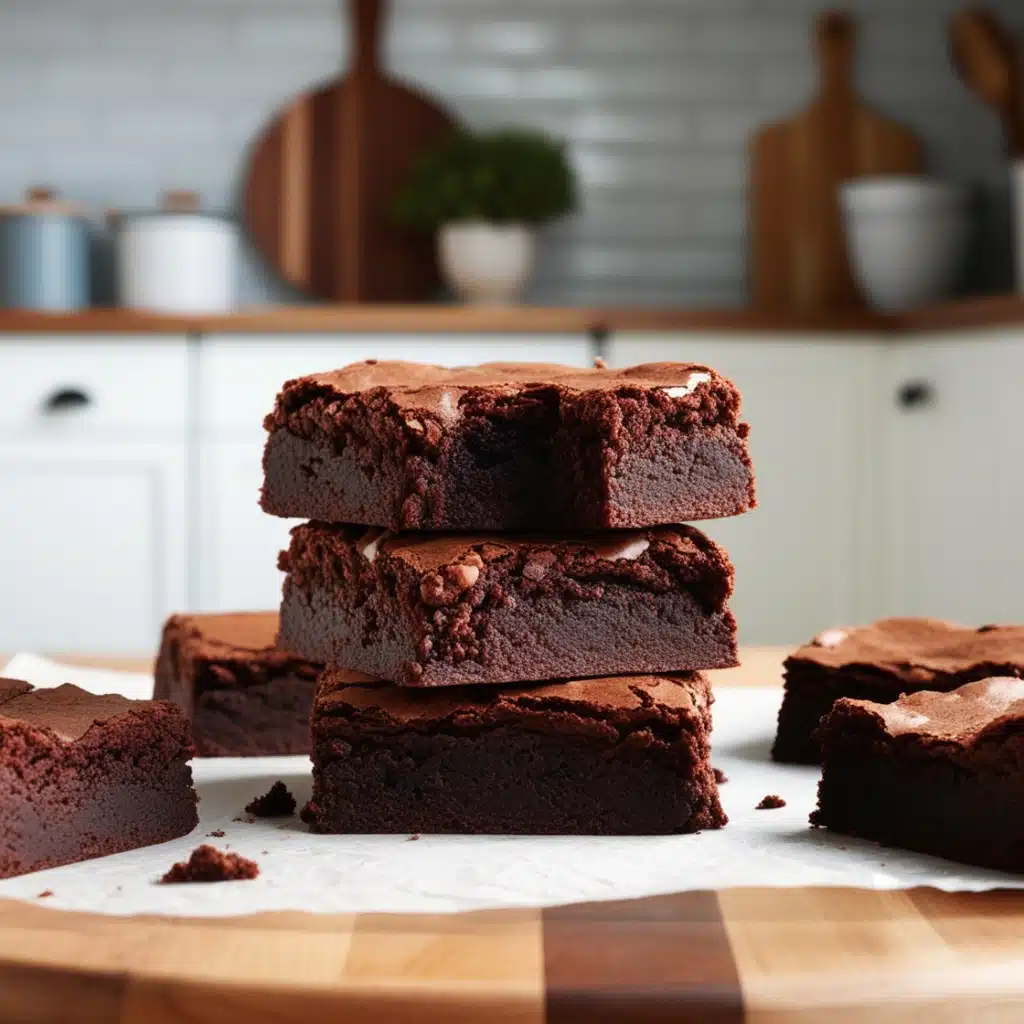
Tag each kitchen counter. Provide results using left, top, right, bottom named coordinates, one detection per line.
left=0, top=294, right=1021, bottom=335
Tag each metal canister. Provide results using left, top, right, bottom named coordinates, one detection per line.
left=0, top=187, right=90, bottom=310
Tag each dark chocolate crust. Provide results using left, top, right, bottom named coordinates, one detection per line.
left=0, top=680, right=198, bottom=880
left=261, top=360, right=755, bottom=531
left=772, top=619, right=1024, bottom=764
left=154, top=612, right=327, bottom=756
left=812, top=678, right=1024, bottom=872
left=305, top=670, right=727, bottom=835
left=278, top=524, right=738, bottom=686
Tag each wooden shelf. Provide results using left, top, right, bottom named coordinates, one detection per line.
left=0, top=295, right=1020, bottom=336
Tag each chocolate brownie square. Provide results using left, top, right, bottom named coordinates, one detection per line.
left=813, top=677, right=1024, bottom=872
left=0, top=678, right=198, bottom=879
left=154, top=612, right=321, bottom=756
left=261, top=360, right=755, bottom=531
left=304, top=669, right=726, bottom=835
left=772, top=618, right=1024, bottom=764
left=278, top=524, right=738, bottom=686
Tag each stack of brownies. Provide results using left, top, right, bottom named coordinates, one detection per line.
left=258, top=360, right=757, bottom=835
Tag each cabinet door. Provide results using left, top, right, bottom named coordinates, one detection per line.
left=881, top=333, right=1024, bottom=624
left=608, top=333, right=879, bottom=645
left=0, top=440, right=187, bottom=655
left=197, top=438, right=294, bottom=612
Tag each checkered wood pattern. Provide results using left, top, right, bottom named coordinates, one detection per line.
left=2, top=887, right=1024, bottom=1021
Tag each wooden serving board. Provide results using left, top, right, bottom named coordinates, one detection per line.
left=750, top=10, right=923, bottom=313
left=242, top=0, right=456, bottom=303
left=3, top=887, right=1024, bottom=1022
left=3, top=648, right=1024, bottom=1022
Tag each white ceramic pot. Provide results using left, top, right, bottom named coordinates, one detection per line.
left=840, top=177, right=969, bottom=311
left=1014, top=160, right=1024, bottom=294
left=115, top=195, right=237, bottom=314
left=438, top=221, right=536, bottom=304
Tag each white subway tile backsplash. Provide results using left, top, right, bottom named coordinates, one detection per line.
left=0, top=0, right=1019, bottom=303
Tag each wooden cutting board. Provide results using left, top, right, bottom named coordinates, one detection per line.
left=750, top=10, right=924, bottom=313
left=3, top=887, right=1024, bottom=1021
left=3, top=650, right=1024, bottom=1021
left=242, top=0, right=457, bottom=302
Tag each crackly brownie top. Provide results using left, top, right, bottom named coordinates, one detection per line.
left=266, top=359, right=742, bottom=432
left=343, top=524, right=725, bottom=574
left=165, top=612, right=282, bottom=659
left=283, top=523, right=734, bottom=611
left=316, top=668, right=712, bottom=726
left=0, top=678, right=164, bottom=742
left=833, top=676, right=1024, bottom=748
left=787, top=618, right=1024, bottom=681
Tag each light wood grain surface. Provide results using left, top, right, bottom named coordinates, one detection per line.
left=2, top=646, right=1023, bottom=1022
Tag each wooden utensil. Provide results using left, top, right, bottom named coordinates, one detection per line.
left=950, top=8, right=1024, bottom=157
left=243, top=0, right=457, bottom=302
left=750, top=10, right=924, bottom=312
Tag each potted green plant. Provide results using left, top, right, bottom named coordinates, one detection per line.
left=394, top=128, right=577, bottom=304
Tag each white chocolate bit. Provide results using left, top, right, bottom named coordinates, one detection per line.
left=451, top=563, right=480, bottom=589
left=404, top=418, right=425, bottom=434
left=663, top=371, right=711, bottom=398
left=590, top=536, right=650, bottom=562
left=814, top=628, right=848, bottom=648
left=438, top=390, right=458, bottom=423
left=979, top=677, right=1024, bottom=708
left=360, top=528, right=388, bottom=562
left=880, top=706, right=930, bottom=732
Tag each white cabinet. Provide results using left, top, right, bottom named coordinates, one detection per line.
left=0, top=338, right=189, bottom=655
left=196, top=438, right=295, bottom=612
left=0, top=439, right=187, bottom=654
left=607, top=333, right=881, bottom=645
left=879, top=331, right=1024, bottom=625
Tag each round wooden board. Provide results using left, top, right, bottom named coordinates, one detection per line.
left=4, top=650, right=1024, bottom=1021
left=3, top=887, right=1024, bottom=1022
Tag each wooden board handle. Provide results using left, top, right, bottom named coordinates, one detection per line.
left=815, top=10, right=855, bottom=97
left=349, top=0, right=383, bottom=76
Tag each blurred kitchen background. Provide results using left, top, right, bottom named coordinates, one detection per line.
left=1, top=0, right=1023, bottom=654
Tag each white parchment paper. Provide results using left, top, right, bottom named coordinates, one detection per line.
left=1, top=653, right=1021, bottom=917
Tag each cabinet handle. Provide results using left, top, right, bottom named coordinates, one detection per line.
left=42, top=387, right=92, bottom=413
left=896, top=381, right=934, bottom=410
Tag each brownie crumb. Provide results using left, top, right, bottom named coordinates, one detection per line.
left=160, top=845, right=260, bottom=884
left=36, top=890, right=53, bottom=899
left=207, top=829, right=226, bottom=838
left=756, top=794, right=786, bottom=810
left=232, top=815, right=256, bottom=824
left=713, top=767, right=728, bottom=784
left=593, top=356, right=608, bottom=369
left=407, top=834, right=420, bottom=842
left=245, top=781, right=297, bottom=818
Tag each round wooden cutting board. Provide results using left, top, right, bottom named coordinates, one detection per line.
left=242, top=0, right=457, bottom=303
left=2, top=886, right=1024, bottom=1022
left=4, top=652, right=1024, bottom=1020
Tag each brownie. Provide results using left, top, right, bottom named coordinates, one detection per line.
left=304, top=668, right=727, bottom=835
left=772, top=618, right=1024, bottom=764
left=278, top=523, right=738, bottom=686
left=160, top=844, right=259, bottom=883
left=261, top=360, right=755, bottom=531
left=813, top=677, right=1024, bottom=872
left=154, top=612, right=322, bottom=756
left=0, top=678, right=198, bottom=880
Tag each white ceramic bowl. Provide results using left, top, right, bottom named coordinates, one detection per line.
left=841, top=177, right=968, bottom=311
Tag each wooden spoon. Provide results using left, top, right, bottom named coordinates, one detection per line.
left=950, top=8, right=1024, bottom=157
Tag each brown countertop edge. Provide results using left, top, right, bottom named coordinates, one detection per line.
left=0, top=295, right=1020, bottom=336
